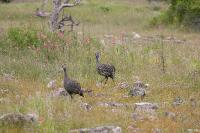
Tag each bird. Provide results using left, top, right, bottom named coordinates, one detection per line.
left=129, top=80, right=148, bottom=100
left=62, top=65, right=84, bottom=99
left=95, top=52, right=116, bottom=84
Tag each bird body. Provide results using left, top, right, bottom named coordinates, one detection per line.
left=95, top=52, right=115, bottom=84
left=63, top=66, right=83, bottom=98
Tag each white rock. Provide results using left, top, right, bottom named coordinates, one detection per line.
left=68, top=126, right=122, bottom=133
left=118, top=82, right=129, bottom=89
left=132, top=32, right=141, bottom=39
left=47, top=80, right=56, bottom=89
left=134, top=102, right=158, bottom=112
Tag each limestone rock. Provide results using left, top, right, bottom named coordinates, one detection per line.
left=51, top=88, right=68, bottom=97
left=0, top=113, right=38, bottom=126
left=68, top=126, right=122, bottom=133
left=134, top=102, right=158, bottom=112
left=47, top=80, right=56, bottom=89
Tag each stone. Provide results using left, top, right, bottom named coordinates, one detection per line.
left=0, top=112, right=38, bottom=126
left=51, top=88, right=68, bottom=97
left=132, top=32, right=141, bottom=39
left=68, top=125, right=122, bottom=133
left=47, top=80, right=56, bottom=89
left=118, top=82, right=129, bottom=89
left=97, top=102, right=128, bottom=108
left=134, top=102, right=158, bottom=112
left=173, top=96, right=184, bottom=107
left=80, top=103, right=92, bottom=111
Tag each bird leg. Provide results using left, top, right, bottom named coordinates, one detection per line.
left=100, top=77, right=106, bottom=83
left=104, top=77, right=108, bottom=84
left=70, top=94, right=73, bottom=99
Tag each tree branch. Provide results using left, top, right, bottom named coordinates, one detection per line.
left=59, top=0, right=81, bottom=11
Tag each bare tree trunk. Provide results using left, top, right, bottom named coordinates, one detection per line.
left=49, top=0, right=80, bottom=32
left=50, top=0, right=61, bottom=31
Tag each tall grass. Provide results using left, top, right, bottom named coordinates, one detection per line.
left=0, top=0, right=200, bottom=132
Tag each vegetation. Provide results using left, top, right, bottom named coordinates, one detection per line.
left=151, top=0, right=200, bottom=30
left=0, top=0, right=200, bottom=132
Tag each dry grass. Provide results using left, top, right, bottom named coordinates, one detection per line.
left=0, top=0, right=200, bottom=133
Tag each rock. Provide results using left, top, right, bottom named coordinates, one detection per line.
left=164, top=111, right=176, bottom=120
left=97, top=102, right=128, bottom=108
left=80, top=103, right=92, bottom=111
left=132, top=32, right=141, bottom=39
left=0, top=113, right=38, bottom=126
left=118, top=82, right=129, bottom=89
left=95, top=93, right=109, bottom=98
left=173, top=96, right=184, bottom=107
left=51, top=88, right=68, bottom=97
left=47, top=80, right=56, bottom=89
left=153, top=128, right=163, bottom=133
left=68, top=125, right=122, bottom=133
left=134, top=102, right=158, bottom=112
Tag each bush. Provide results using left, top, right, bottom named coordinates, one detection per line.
left=0, top=0, right=12, bottom=3
left=7, top=27, right=43, bottom=48
left=152, top=0, right=200, bottom=30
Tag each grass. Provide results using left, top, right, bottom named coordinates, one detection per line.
left=0, top=0, right=200, bottom=132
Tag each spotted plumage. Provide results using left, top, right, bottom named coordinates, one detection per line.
left=95, top=52, right=116, bottom=84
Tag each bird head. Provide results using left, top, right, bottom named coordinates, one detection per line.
left=95, top=52, right=100, bottom=60
left=79, top=89, right=84, bottom=97
left=62, top=64, right=67, bottom=72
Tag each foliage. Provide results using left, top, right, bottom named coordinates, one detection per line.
left=0, top=0, right=12, bottom=3
left=7, top=27, right=43, bottom=48
left=152, top=0, right=200, bottom=30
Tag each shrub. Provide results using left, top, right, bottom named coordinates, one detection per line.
left=0, top=0, right=12, bottom=3
left=7, top=27, right=43, bottom=48
left=152, top=0, right=200, bottom=30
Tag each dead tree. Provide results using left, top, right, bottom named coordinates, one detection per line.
left=50, top=0, right=80, bottom=32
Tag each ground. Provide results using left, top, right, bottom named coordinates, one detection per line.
left=0, top=0, right=200, bottom=133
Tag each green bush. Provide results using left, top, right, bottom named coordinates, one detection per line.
left=0, top=0, right=12, bottom=3
left=7, top=27, right=43, bottom=48
left=152, top=0, right=200, bottom=30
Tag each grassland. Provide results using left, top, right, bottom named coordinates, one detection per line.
left=0, top=0, right=200, bottom=132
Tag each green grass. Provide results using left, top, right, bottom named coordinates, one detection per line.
left=0, top=0, right=200, bottom=132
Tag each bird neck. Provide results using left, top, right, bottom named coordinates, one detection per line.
left=64, top=70, right=68, bottom=81
left=96, top=57, right=100, bottom=65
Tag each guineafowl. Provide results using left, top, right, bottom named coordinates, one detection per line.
left=95, top=52, right=116, bottom=84
left=62, top=65, right=84, bottom=99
